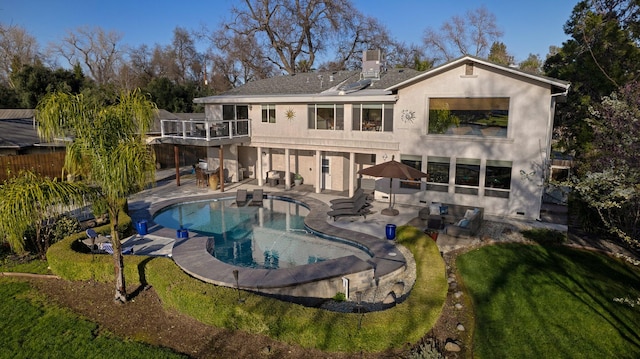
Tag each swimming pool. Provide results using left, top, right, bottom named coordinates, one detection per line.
left=153, top=197, right=372, bottom=269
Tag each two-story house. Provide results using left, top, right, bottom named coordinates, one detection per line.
left=158, top=53, right=569, bottom=221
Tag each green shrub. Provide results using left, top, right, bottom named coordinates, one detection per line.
left=46, top=211, right=139, bottom=284
left=521, top=228, right=567, bottom=244
left=332, top=292, right=347, bottom=301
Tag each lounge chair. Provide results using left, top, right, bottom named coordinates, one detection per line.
left=330, top=196, right=371, bottom=210
left=360, top=178, right=376, bottom=201
left=249, top=189, right=263, bottom=206
left=101, top=242, right=134, bottom=255
left=81, top=229, right=110, bottom=253
left=235, top=189, right=248, bottom=206
left=330, top=188, right=364, bottom=205
left=327, top=195, right=371, bottom=221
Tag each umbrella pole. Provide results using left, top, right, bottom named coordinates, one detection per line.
left=389, top=178, right=393, bottom=209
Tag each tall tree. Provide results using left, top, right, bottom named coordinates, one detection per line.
left=210, top=0, right=395, bottom=75
left=422, top=6, right=503, bottom=64
left=0, top=23, right=41, bottom=87
left=544, top=0, right=640, bottom=156
left=51, top=26, right=125, bottom=86
left=10, top=62, right=86, bottom=108
left=487, top=41, right=514, bottom=66
left=518, top=53, right=543, bottom=74
left=36, top=90, right=157, bottom=303
left=0, top=171, right=91, bottom=257
left=573, top=81, right=640, bottom=246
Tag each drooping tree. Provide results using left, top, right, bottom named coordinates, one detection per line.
left=36, top=89, right=157, bottom=303
left=0, top=171, right=92, bottom=258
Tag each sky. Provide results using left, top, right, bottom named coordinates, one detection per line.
left=2, top=0, right=577, bottom=64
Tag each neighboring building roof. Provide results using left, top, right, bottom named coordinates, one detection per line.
left=0, top=109, right=35, bottom=121
left=0, top=118, right=40, bottom=149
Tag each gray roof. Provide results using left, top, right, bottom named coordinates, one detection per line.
left=0, top=117, right=41, bottom=149
left=218, top=68, right=423, bottom=97
left=0, top=109, right=35, bottom=120
left=387, top=55, right=570, bottom=92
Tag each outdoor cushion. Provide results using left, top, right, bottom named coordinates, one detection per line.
left=429, top=203, right=441, bottom=215
left=457, top=219, right=470, bottom=228
left=440, top=205, right=449, bottom=215
left=464, top=209, right=477, bottom=219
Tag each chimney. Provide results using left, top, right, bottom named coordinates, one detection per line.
left=362, top=49, right=384, bottom=79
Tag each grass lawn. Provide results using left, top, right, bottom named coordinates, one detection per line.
left=0, top=278, right=186, bottom=359
left=457, top=243, right=640, bottom=358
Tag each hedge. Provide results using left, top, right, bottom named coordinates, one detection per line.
left=46, top=224, right=448, bottom=353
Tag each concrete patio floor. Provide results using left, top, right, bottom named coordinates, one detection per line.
left=122, top=167, right=568, bottom=258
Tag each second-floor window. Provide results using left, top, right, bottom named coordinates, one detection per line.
left=308, top=104, right=344, bottom=130
left=261, top=104, right=276, bottom=123
left=223, top=105, right=249, bottom=121
left=352, top=104, right=393, bottom=132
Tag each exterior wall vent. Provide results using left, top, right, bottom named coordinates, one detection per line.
left=465, top=63, right=474, bottom=76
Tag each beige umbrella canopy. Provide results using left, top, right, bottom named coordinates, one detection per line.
left=358, top=156, right=428, bottom=215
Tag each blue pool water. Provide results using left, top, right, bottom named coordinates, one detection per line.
left=153, top=197, right=371, bottom=269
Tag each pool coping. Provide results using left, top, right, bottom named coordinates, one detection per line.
left=134, top=191, right=407, bottom=290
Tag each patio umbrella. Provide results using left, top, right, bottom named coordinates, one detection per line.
left=358, top=156, right=428, bottom=216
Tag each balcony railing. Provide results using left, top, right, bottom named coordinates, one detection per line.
left=160, top=119, right=251, bottom=141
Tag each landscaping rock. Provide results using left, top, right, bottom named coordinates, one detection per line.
left=445, top=340, right=462, bottom=352
left=454, top=303, right=463, bottom=309
left=454, top=291, right=463, bottom=298
left=456, top=323, right=465, bottom=331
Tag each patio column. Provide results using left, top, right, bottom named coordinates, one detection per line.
left=284, top=148, right=291, bottom=190
left=174, top=145, right=180, bottom=186
left=257, top=147, right=264, bottom=186
left=349, top=152, right=355, bottom=197
left=315, top=150, right=321, bottom=194
left=219, top=146, right=224, bottom=192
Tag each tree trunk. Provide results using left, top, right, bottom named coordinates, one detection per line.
left=110, top=211, right=127, bottom=303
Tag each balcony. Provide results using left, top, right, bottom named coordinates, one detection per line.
left=158, top=119, right=251, bottom=146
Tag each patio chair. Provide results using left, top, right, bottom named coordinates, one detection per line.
left=235, top=189, right=248, bottom=206
left=249, top=189, right=263, bottom=206
left=101, top=242, right=134, bottom=255
left=81, top=228, right=110, bottom=253
left=327, top=195, right=371, bottom=221
left=330, top=195, right=372, bottom=210
left=330, top=188, right=365, bottom=205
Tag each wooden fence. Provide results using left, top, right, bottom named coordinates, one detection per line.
left=0, top=152, right=66, bottom=182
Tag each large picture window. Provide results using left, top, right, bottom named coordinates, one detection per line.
left=352, top=104, right=393, bottom=132
left=485, top=160, right=512, bottom=198
left=426, top=156, right=450, bottom=192
left=428, top=97, right=509, bottom=137
left=261, top=104, right=276, bottom=123
left=308, top=104, right=344, bottom=130
left=455, top=158, right=480, bottom=195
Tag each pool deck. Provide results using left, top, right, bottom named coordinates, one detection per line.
left=124, top=169, right=416, bottom=290
left=123, top=168, right=568, bottom=292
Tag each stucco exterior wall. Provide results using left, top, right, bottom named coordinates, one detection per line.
left=199, top=58, right=566, bottom=220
